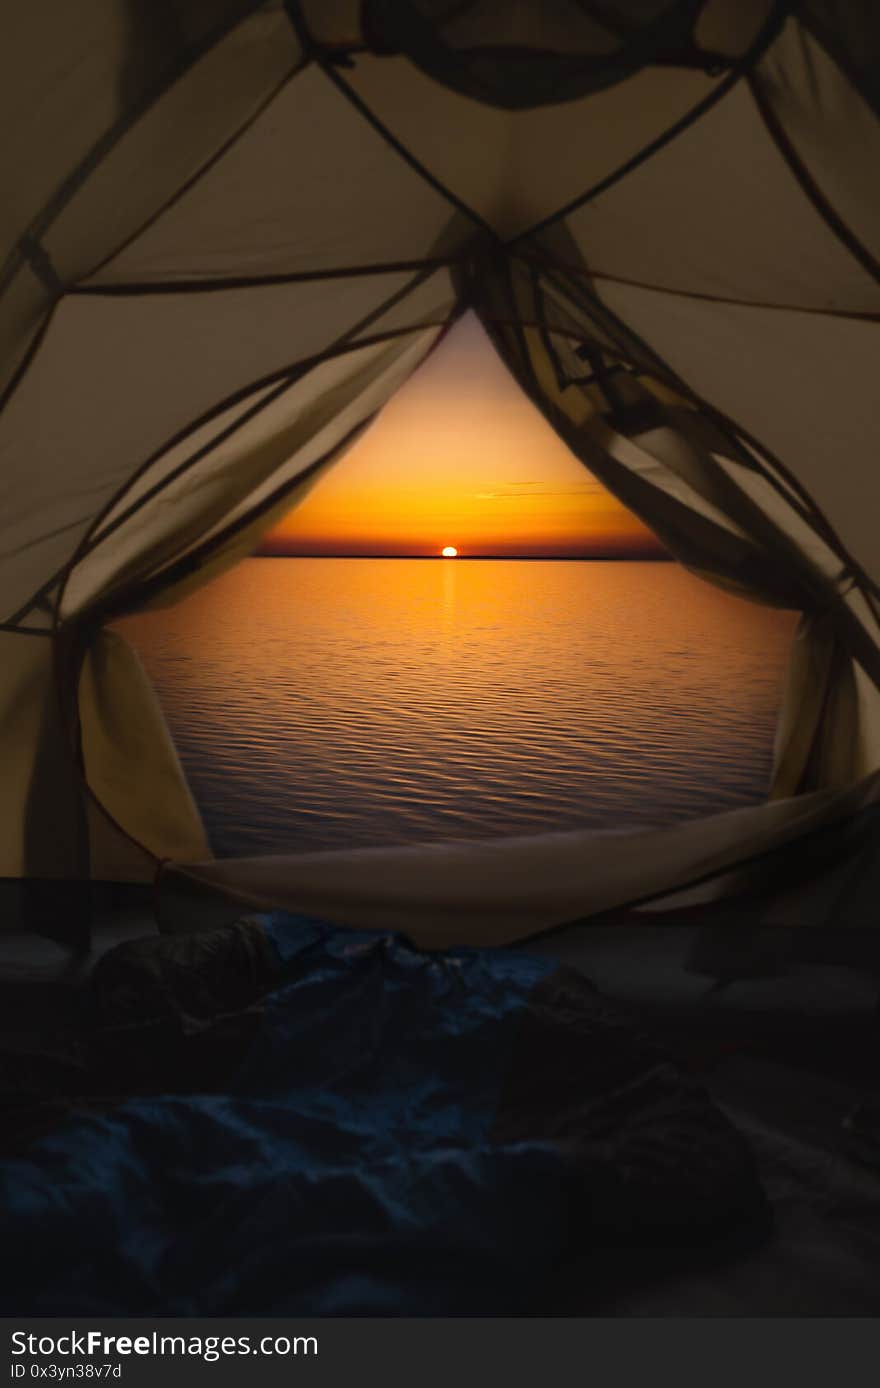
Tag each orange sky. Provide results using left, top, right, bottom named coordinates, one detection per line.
left=259, top=314, right=666, bottom=559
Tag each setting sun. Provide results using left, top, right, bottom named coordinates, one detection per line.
left=259, top=315, right=666, bottom=561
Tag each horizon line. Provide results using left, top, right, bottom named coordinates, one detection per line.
left=253, top=551, right=672, bottom=561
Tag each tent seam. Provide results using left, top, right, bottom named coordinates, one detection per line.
left=282, top=0, right=500, bottom=245
left=0, top=0, right=274, bottom=305
left=747, top=71, right=880, bottom=287
left=0, top=15, right=304, bottom=426
left=505, top=0, right=797, bottom=248
left=73, top=259, right=455, bottom=296
left=81, top=55, right=310, bottom=287
left=522, top=259, right=880, bottom=321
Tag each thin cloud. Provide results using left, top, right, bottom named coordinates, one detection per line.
left=473, top=483, right=599, bottom=501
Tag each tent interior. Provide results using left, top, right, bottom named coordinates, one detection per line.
left=2, top=0, right=880, bottom=1316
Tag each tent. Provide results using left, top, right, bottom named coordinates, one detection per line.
left=2, top=0, right=879, bottom=948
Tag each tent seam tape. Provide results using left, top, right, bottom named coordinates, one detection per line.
left=746, top=71, right=880, bottom=287
left=80, top=54, right=310, bottom=286
left=506, top=0, right=796, bottom=248
left=282, top=0, right=500, bottom=244
left=0, top=0, right=274, bottom=303
left=534, top=259, right=880, bottom=321
left=0, top=15, right=304, bottom=426
left=72, top=259, right=455, bottom=296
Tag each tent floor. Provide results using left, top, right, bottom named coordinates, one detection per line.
left=2, top=898, right=879, bottom=1316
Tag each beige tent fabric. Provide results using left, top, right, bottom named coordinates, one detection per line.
left=462, top=245, right=880, bottom=808
left=593, top=281, right=880, bottom=584
left=88, top=65, right=472, bottom=283
left=1, top=2, right=301, bottom=396
left=550, top=83, right=880, bottom=310
left=70, top=325, right=446, bottom=879
left=772, top=616, right=880, bottom=798
left=70, top=325, right=444, bottom=876
left=62, top=326, right=447, bottom=616
left=752, top=23, right=880, bottom=267
left=1, top=1, right=878, bottom=937
left=1, top=273, right=445, bottom=619
left=79, top=629, right=209, bottom=878
left=339, top=51, right=718, bottom=241
left=157, top=771, right=880, bottom=946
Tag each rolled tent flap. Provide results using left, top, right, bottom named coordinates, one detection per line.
left=78, top=629, right=209, bottom=879
left=470, top=255, right=880, bottom=801
left=156, top=771, right=880, bottom=947
left=771, top=612, right=880, bottom=799
left=2, top=1, right=879, bottom=939
left=0, top=307, right=449, bottom=889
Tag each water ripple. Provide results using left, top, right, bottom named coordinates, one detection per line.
left=116, top=559, right=796, bottom=856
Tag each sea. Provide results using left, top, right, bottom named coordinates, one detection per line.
left=115, top=557, right=798, bottom=857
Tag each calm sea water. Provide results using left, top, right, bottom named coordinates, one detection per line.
left=116, top=558, right=797, bottom=857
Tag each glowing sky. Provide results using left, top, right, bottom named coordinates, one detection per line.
left=259, top=314, right=666, bottom=559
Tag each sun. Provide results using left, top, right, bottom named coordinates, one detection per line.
left=441, top=546, right=458, bottom=557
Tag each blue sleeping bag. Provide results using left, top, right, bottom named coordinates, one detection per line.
left=0, top=913, right=768, bottom=1315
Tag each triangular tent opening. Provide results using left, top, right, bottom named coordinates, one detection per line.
left=114, top=310, right=797, bottom=863
left=2, top=0, right=879, bottom=945
left=254, top=311, right=670, bottom=561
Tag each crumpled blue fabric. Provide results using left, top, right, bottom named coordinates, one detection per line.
left=1, top=914, right=568, bottom=1316
left=0, top=911, right=767, bottom=1316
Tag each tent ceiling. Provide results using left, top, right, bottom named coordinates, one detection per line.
left=1, top=0, right=878, bottom=927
